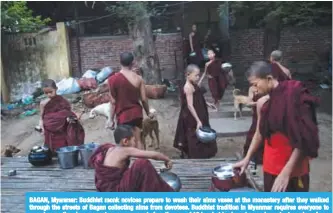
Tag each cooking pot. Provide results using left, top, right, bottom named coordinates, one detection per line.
left=56, top=146, right=79, bottom=169
left=159, top=169, right=182, bottom=192
left=212, top=164, right=246, bottom=191
left=28, top=145, right=53, bottom=166
left=196, top=126, right=217, bottom=143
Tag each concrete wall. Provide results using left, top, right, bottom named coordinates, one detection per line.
left=1, top=23, right=71, bottom=101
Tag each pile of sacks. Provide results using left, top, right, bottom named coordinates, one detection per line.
left=56, top=67, right=113, bottom=96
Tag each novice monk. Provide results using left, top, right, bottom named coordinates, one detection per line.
left=89, top=125, right=174, bottom=192
left=233, top=61, right=320, bottom=192
left=270, top=50, right=292, bottom=81
left=243, top=86, right=264, bottom=164
left=200, top=49, right=228, bottom=110
left=109, top=52, right=153, bottom=149
left=40, top=79, right=85, bottom=152
left=174, top=64, right=218, bottom=159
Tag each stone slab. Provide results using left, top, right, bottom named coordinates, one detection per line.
left=210, top=117, right=252, bottom=137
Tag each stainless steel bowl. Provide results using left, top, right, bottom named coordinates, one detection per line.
left=159, top=169, right=182, bottom=192
left=196, top=126, right=217, bottom=143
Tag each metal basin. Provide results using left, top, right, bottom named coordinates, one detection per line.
left=78, top=143, right=99, bottom=169
left=159, top=169, right=182, bottom=192
left=196, top=126, right=217, bottom=143
left=212, top=164, right=246, bottom=191
left=56, top=146, right=79, bottom=169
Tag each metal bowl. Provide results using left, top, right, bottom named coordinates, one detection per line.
left=189, top=52, right=196, bottom=57
left=159, top=169, right=182, bottom=192
left=196, top=126, right=217, bottom=143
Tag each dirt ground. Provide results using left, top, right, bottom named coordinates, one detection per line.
left=1, top=93, right=332, bottom=191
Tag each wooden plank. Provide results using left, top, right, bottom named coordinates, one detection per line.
left=0, top=156, right=248, bottom=213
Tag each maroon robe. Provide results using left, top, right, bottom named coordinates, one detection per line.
left=271, top=63, right=290, bottom=82
left=260, top=80, right=320, bottom=191
left=89, top=143, right=174, bottom=192
left=43, top=95, right=85, bottom=152
left=243, top=64, right=291, bottom=164
left=207, top=60, right=228, bottom=102
left=108, top=73, right=143, bottom=125
left=243, top=94, right=264, bottom=164
left=189, top=32, right=203, bottom=65
left=174, top=83, right=217, bottom=159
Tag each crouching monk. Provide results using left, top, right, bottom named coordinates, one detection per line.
left=234, top=61, right=320, bottom=192
left=174, top=64, right=217, bottom=159
left=109, top=52, right=153, bottom=149
left=201, top=49, right=228, bottom=110
left=40, top=79, right=85, bottom=152
left=89, top=125, right=174, bottom=192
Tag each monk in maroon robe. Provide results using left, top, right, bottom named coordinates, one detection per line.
left=40, top=79, right=85, bottom=153
left=234, top=61, right=320, bottom=192
left=189, top=24, right=204, bottom=66
left=174, top=64, right=217, bottom=159
left=243, top=87, right=264, bottom=164
left=201, top=49, right=228, bottom=110
left=108, top=52, right=153, bottom=149
left=89, top=125, right=174, bottom=192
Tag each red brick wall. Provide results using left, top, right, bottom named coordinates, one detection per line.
left=70, top=33, right=183, bottom=78
left=70, top=27, right=331, bottom=77
left=229, top=27, right=331, bottom=74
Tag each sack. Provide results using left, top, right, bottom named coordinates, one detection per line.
left=82, top=70, right=97, bottom=79
left=77, top=78, right=98, bottom=91
left=96, top=67, right=113, bottom=83
left=56, top=78, right=81, bottom=95
left=83, top=84, right=110, bottom=108
left=145, top=85, right=167, bottom=99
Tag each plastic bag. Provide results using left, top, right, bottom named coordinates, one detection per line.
left=96, top=67, right=113, bottom=83
left=82, top=70, right=97, bottom=79
left=56, top=78, right=81, bottom=95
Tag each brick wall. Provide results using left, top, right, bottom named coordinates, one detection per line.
left=70, top=33, right=183, bottom=78
left=70, top=27, right=331, bottom=78
left=230, top=27, right=332, bottom=74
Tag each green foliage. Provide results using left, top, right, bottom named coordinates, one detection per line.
left=218, top=1, right=332, bottom=27
left=1, top=1, right=51, bottom=33
left=105, top=2, right=166, bottom=26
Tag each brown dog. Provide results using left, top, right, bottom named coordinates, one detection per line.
left=2, top=145, right=21, bottom=157
left=141, top=109, right=160, bottom=150
left=233, top=89, right=252, bottom=120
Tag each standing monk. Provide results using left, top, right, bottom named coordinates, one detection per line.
left=40, top=79, right=85, bottom=153
left=234, top=61, right=320, bottom=192
left=108, top=52, right=153, bottom=150
left=188, top=24, right=204, bottom=66
left=270, top=50, right=292, bottom=81
left=242, top=86, right=264, bottom=164
left=200, top=50, right=228, bottom=110
left=174, top=64, right=218, bottom=159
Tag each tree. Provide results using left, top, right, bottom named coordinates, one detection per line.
left=105, top=2, right=167, bottom=84
left=218, top=2, right=332, bottom=58
left=1, top=1, right=51, bottom=33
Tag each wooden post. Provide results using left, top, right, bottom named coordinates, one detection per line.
left=1, top=56, right=10, bottom=103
